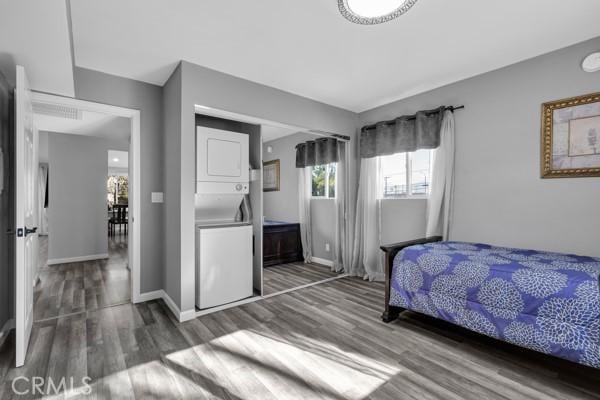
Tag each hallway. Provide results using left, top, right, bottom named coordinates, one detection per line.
left=33, top=235, right=130, bottom=322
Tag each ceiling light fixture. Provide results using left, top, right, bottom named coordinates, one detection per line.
left=582, top=52, right=600, bottom=73
left=112, top=158, right=120, bottom=162
left=338, top=0, right=419, bottom=25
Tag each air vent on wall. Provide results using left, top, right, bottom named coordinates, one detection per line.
left=32, top=102, right=81, bottom=120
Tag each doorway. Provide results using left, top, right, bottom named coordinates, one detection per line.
left=31, top=92, right=142, bottom=316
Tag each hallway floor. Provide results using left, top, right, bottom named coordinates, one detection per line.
left=33, top=235, right=130, bottom=322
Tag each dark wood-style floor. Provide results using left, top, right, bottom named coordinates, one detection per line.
left=263, top=261, right=342, bottom=296
left=34, top=235, right=130, bottom=321
left=1, top=277, right=598, bottom=399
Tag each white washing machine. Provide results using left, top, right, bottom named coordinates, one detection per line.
left=195, top=224, right=253, bottom=309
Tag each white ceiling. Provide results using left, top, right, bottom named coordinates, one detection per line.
left=262, top=125, right=301, bottom=143
left=108, top=150, right=128, bottom=169
left=35, top=110, right=130, bottom=143
left=70, top=0, right=600, bottom=112
left=2, top=1, right=600, bottom=112
left=0, top=0, right=74, bottom=96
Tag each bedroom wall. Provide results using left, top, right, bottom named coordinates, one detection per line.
left=263, top=132, right=336, bottom=261
left=47, top=132, right=128, bottom=262
left=263, top=132, right=314, bottom=222
left=163, top=60, right=358, bottom=312
left=74, top=67, right=164, bottom=294
left=360, top=36, right=600, bottom=257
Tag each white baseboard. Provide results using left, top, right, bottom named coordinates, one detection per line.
left=161, top=291, right=196, bottom=323
left=311, top=257, right=334, bottom=267
left=195, top=295, right=262, bottom=318
left=47, top=253, right=109, bottom=265
left=136, top=289, right=164, bottom=303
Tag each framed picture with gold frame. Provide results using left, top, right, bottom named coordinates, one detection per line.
left=541, top=92, right=600, bottom=178
left=263, top=159, right=280, bottom=192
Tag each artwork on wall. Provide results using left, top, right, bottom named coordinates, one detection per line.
left=263, top=159, right=280, bottom=192
left=542, top=92, right=600, bottom=178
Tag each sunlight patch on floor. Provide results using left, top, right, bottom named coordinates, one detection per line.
left=166, top=329, right=401, bottom=400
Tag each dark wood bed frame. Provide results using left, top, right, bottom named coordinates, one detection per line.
left=380, top=236, right=443, bottom=323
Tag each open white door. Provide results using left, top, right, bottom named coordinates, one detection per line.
left=15, top=65, right=38, bottom=367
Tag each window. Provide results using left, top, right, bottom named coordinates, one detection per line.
left=311, top=163, right=336, bottom=198
left=107, top=175, right=129, bottom=209
left=381, top=149, right=433, bottom=198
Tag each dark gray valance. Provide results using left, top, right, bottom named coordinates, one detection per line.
left=360, top=106, right=447, bottom=159
left=296, top=137, right=339, bottom=168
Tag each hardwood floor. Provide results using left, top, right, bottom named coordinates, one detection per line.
left=33, top=235, right=130, bottom=321
left=263, top=261, right=342, bottom=296
left=1, top=277, right=598, bottom=399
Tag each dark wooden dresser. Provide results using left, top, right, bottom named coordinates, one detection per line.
left=263, top=221, right=303, bottom=267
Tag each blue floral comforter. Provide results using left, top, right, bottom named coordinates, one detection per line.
left=390, top=241, right=600, bottom=368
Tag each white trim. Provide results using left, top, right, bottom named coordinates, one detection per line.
left=194, top=295, right=263, bottom=318
left=31, top=92, right=142, bottom=305
left=137, top=290, right=164, bottom=302
left=47, top=253, right=109, bottom=265
left=311, top=257, right=334, bottom=267
left=161, top=290, right=196, bottom=322
left=193, top=104, right=349, bottom=141
left=263, top=274, right=348, bottom=299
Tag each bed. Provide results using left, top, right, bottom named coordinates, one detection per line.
left=263, top=220, right=303, bottom=267
left=381, top=237, right=600, bottom=368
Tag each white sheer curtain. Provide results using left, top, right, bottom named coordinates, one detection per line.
left=333, top=142, right=349, bottom=273
left=298, top=166, right=313, bottom=263
left=426, top=110, right=455, bottom=239
left=38, top=164, right=48, bottom=235
left=350, top=157, right=383, bottom=281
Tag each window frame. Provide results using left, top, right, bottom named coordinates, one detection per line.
left=381, top=150, right=433, bottom=200
left=311, top=163, right=337, bottom=199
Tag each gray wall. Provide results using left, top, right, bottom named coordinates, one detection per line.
left=162, top=64, right=182, bottom=305
left=360, top=36, right=600, bottom=257
left=263, top=132, right=314, bottom=223
left=74, top=67, right=164, bottom=293
left=263, top=132, right=336, bottom=261
left=310, top=199, right=335, bottom=261
left=47, top=132, right=127, bottom=261
left=380, top=199, right=427, bottom=245
left=162, top=61, right=358, bottom=311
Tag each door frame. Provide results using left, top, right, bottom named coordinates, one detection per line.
left=190, top=104, right=351, bottom=318
left=32, top=92, right=142, bottom=303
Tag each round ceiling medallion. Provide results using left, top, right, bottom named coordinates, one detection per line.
left=582, top=52, right=600, bottom=73
left=338, top=0, right=419, bottom=25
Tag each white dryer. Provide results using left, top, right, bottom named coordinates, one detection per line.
left=194, top=126, right=253, bottom=309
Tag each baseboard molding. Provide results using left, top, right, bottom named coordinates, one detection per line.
left=137, top=290, right=164, bottom=303
left=47, top=253, right=109, bottom=265
left=161, top=291, right=196, bottom=323
left=195, top=295, right=262, bottom=318
left=311, top=257, right=334, bottom=267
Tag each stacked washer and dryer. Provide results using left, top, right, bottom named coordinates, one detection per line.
left=195, top=126, right=254, bottom=309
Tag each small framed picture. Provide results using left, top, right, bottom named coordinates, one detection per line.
left=541, top=92, right=600, bottom=178
left=263, top=159, right=280, bottom=191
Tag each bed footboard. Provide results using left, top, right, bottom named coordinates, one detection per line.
left=380, top=237, right=443, bottom=323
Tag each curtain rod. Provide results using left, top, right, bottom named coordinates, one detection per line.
left=308, top=130, right=351, bottom=142
left=362, top=105, right=465, bottom=131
